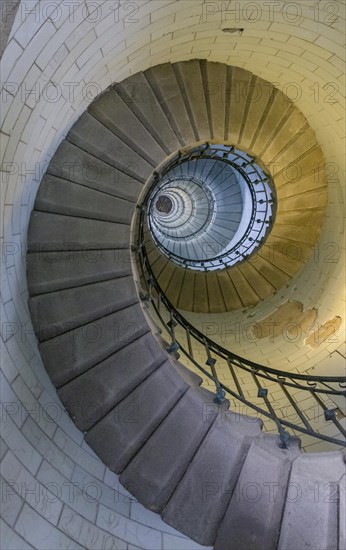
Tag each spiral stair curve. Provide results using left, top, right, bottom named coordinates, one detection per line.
left=26, top=60, right=344, bottom=549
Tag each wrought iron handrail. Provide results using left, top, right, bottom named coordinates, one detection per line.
left=145, top=143, right=276, bottom=271
left=134, top=206, right=346, bottom=449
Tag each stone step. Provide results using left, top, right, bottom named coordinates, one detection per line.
left=165, top=268, right=185, bottom=306
left=203, top=61, right=228, bottom=141
left=214, top=434, right=301, bottom=550
left=216, top=270, right=244, bottom=310
left=162, top=411, right=263, bottom=545
left=58, top=332, right=168, bottom=431
left=35, top=174, right=134, bottom=223
left=116, top=71, right=181, bottom=154
left=253, top=89, right=291, bottom=157
left=67, top=111, right=153, bottom=181
left=227, top=67, right=253, bottom=145
left=174, top=60, right=210, bottom=142
left=146, top=62, right=195, bottom=146
left=171, top=360, right=203, bottom=388
left=29, top=276, right=137, bottom=341
left=261, top=107, right=307, bottom=165
left=39, top=303, right=149, bottom=387
left=89, top=87, right=166, bottom=167
left=193, top=273, right=209, bottom=312
left=273, top=127, right=317, bottom=169
left=278, top=451, right=345, bottom=550
left=244, top=255, right=290, bottom=291
left=206, top=273, right=227, bottom=313
left=47, top=140, right=142, bottom=202
left=228, top=267, right=261, bottom=307
left=28, top=212, right=130, bottom=251
left=85, top=361, right=189, bottom=473
left=237, top=262, right=276, bottom=302
left=257, top=243, right=302, bottom=278
left=177, top=270, right=196, bottom=311
left=27, top=249, right=131, bottom=295
left=240, top=74, right=274, bottom=150
left=119, top=387, right=219, bottom=513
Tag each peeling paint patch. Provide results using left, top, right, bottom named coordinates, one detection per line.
left=252, top=301, right=318, bottom=341
left=305, top=316, right=342, bottom=348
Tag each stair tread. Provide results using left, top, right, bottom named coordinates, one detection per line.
left=175, top=60, right=210, bottom=142
left=241, top=74, right=273, bottom=150
left=85, top=361, right=189, bottom=473
left=278, top=452, right=345, bottom=550
left=204, top=61, right=227, bottom=141
left=120, top=387, right=220, bottom=512
left=29, top=276, right=137, bottom=341
left=117, top=71, right=181, bottom=153
left=227, top=67, right=253, bottom=144
left=146, top=63, right=195, bottom=146
left=89, top=87, right=166, bottom=167
left=27, top=249, right=131, bottom=295
left=39, top=303, right=149, bottom=387
left=58, top=332, right=168, bottom=431
left=162, top=412, right=263, bottom=545
left=47, top=140, right=142, bottom=201
left=35, top=174, right=134, bottom=223
left=28, top=211, right=130, bottom=251
left=67, top=111, right=153, bottom=180
left=215, top=434, right=301, bottom=550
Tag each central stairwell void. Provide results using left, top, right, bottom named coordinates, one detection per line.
left=146, top=144, right=276, bottom=271
left=26, top=60, right=345, bottom=549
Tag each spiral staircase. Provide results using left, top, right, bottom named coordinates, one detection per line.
left=26, top=60, right=345, bottom=549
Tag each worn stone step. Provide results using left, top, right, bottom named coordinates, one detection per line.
left=214, top=434, right=301, bottom=550
left=35, top=174, right=134, bottom=223
left=162, top=411, right=263, bottom=545
left=58, top=332, right=168, bottom=431
left=28, top=212, right=130, bottom=251
left=278, top=451, right=345, bottom=550
left=89, top=87, right=166, bottom=167
left=86, top=361, right=189, bottom=473
left=27, top=249, right=131, bottom=296
left=120, top=387, right=219, bottom=513
left=39, top=303, right=149, bottom=387
left=47, top=140, right=142, bottom=201
left=29, top=276, right=137, bottom=341
left=67, top=111, right=153, bottom=181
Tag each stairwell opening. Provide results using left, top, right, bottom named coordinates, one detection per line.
left=145, top=143, right=276, bottom=272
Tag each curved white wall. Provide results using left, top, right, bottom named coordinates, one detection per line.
left=0, top=1, right=345, bottom=547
